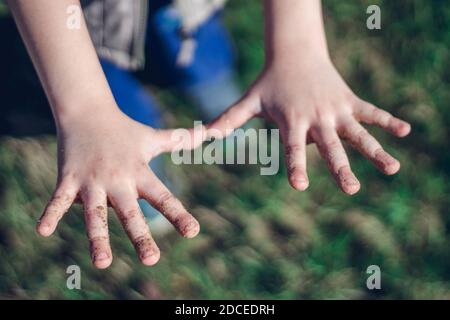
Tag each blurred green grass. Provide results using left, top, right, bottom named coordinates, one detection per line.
left=0, top=0, right=449, bottom=299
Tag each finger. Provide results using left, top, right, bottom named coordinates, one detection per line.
left=152, top=123, right=206, bottom=155
left=280, top=121, right=309, bottom=190
left=37, top=179, right=78, bottom=237
left=81, top=187, right=112, bottom=269
left=312, top=125, right=360, bottom=195
left=207, top=93, right=260, bottom=139
left=354, top=101, right=411, bottom=137
left=138, top=171, right=200, bottom=238
left=339, top=120, right=400, bottom=175
left=109, top=189, right=160, bottom=266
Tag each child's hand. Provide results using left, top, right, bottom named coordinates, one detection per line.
left=8, top=0, right=206, bottom=269
left=208, top=56, right=411, bottom=194
left=37, top=108, right=204, bottom=269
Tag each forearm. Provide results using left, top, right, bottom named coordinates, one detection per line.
left=7, top=0, right=117, bottom=128
left=263, top=0, right=329, bottom=64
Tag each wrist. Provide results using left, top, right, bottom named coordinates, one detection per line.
left=263, top=0, right=330, bottom=66
left=265, top=43, right=331, bottom=70
left=264, top=15, right=331, bottom=66
left=52, top=93, right=121, bottom=131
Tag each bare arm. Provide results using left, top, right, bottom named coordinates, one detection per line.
left=7, top=0, right=115, bottom=125
left=263, top=0, right=329, bottom=63
left=210, top=0, right=411, bottom=194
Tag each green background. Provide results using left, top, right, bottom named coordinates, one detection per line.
left=0, top=0, right=449, bottom=299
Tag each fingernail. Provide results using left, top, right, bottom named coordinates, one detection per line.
left=141, top=249, right=160, bottom=266
left=346, top=177, right=359, bottom=185
left=141, top=249, right=157, bottom=259
left=345, top=176, right=360, bottom=187
left=183, top=221, right=200, bottom=238
left=289, top=171, right=309, bottom=190
left=338, top=168, right=360, bottom=195
left=294, top=175, right=307, bottom=182
left=344, top=179, right=360, bottom=195
left=37, top=222, right=51, bottom=235
left=398, top=122, right=411, bottom=137
left=95, top=252, right=109, bottom=261
left=293, top=178, right=309, bottom=190
left=141, top=251, right=159, bottom=263
left=375, top=151, right=400, bottom=175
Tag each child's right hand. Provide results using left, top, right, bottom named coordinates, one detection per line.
left=37, top=107, right=204, bottom=269
left=7, top=0, right=205, bottom=269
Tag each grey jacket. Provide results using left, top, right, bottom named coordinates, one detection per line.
left=81, top=0, right=148, bottom=70
left=82, top=0, right=226, bottom=70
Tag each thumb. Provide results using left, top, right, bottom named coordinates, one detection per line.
left=207, top=93, right=260, bottom=139
left=152, top=122, right=207, bottom=155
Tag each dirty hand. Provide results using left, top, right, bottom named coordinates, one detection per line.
left=37, top=108, right=204, bottom=268
left=208, top=56, right=411, bottom=194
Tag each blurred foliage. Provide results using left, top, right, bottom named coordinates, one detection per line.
left=0, top=0, right=450, bottom=299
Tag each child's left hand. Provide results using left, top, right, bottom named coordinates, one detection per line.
left=208, top=55, right=411, bottom=194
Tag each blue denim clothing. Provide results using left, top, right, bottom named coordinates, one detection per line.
left=100, top=3, right=240, bottom=220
